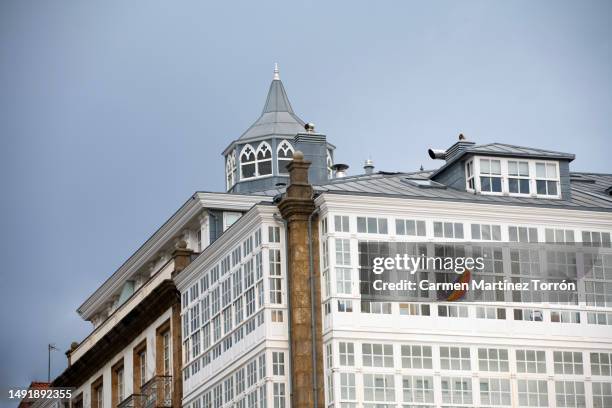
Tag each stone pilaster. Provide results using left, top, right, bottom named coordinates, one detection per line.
left=171, top=240, right=192, bottom=408
left=277, top=151, right=325, bottom=408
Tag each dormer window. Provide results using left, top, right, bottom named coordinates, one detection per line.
left=277, top=140, right=294, bottom=174
left=479, top=158, right=502, bottom=193
left=508, top=161, right=530, bottom=194
left=466, top=156, right=561, bottom=199
left=466, top=160, right=475, bottom=189
left=535, top=162, right=558, bottom=196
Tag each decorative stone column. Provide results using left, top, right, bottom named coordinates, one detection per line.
left=277, top=151, right=325, bottom=408
left=172, top=240, right=193, bottom=408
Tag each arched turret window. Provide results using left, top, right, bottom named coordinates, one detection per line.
left=240, top=144, right=256, bottom=179
left=256, top=142, right=272, bottom=176
left=327, top=150, right=334, bottom=179
left=226, top=153, right=236, bottom=190
left=277, top=140, right=294, bottom=174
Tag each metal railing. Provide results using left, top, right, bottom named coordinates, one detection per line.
left=139, top=376, right=172, bottom=408
left=117, top=394, right=142, bottom=408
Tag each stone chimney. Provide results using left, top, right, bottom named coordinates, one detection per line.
left=277, top=151, right=325, bottom=408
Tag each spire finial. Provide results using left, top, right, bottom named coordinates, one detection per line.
left=273, top=63, right=280, bottom=80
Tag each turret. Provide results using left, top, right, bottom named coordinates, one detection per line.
left=223, top=65, right=335, bottom=193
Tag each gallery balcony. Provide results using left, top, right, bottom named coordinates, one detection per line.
left=139, top=375, right=172, bottom=408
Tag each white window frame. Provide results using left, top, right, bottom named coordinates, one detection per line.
left=277, top=139, right=294, bottom=175
left=440, top=346, right=471, bottom=371
left=362, top=343, right=394, bottom=367
left=226, top=153, right=237, bottom=189
left=401, top=344, right=433, bottom=369
left=479, top=378, right=511, bottom=407
left=255, top=141, right=273, bottom=177
left=478, top=157, right=503, bottom=195
left=334, top=215, right=350, bottom=233
left=441, top=376, right=472, bottom=405
left=465, top=156, right=561, bottom=199
left=402, top=375, right=434, bottom=405
left=517, top=379, right=548, bottom=407
left=339, top=342, right=355, bottom=366
left=466, top=159, right=475, bottom=191
left=240, top=144, right=256, bottom=180
left=363, top=374, right=395, bottom=403
left=507, top=159, right=531, bottom=195
left=335, top=267, right=352, bottom=295
left=223, top=212, right=242, bottom=231
left=535, top=160, right=561, bottom=197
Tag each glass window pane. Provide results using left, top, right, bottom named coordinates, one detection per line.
left=480, top=159, right=490, bottom=174
left=491, top=160, right=501, bottom=175
left=471, top=224, right=480, bottom=240
left=406, top=220, right=415, bottom=236
left=492, top=177, right=502, bottom=192
left=509, top=178, right=518, bottom=193
left=481, top=177, right=491, bottom=191
left=357, top=218, right=366, bottom=233
left=367, top=218, right=377, bottom=233
left=258, top=160, right=272, bottom=175
left=508, top=161, right=517, bottom=175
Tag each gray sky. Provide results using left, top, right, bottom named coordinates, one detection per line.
left=0, top=0, right=611, bottom=394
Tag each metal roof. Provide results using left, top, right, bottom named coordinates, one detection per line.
left=307, top=170, right=612, bottom=211
left=238, top=69, right=305, bottom=142
left=245, top=169, right=612, bottom=211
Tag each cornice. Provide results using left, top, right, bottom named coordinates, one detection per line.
left=54, top=280, right=178, bottom=387
left=78, top=192, right=273, bottom=321
left=316, top=193, right=612, bottom=230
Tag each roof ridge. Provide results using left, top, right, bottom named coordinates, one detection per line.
left=474, top=142, right=573, bottom=156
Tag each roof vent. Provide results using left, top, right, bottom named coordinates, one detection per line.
left=428, top=149, right=446, bottom=160
left=444, top=133, right=476, bottom=161
left=364, top=159, right=375, bottom=175
left=332, top=163, right=349, bottom=178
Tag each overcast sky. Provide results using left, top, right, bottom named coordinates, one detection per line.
left=0, top=0, right=611, bottom=395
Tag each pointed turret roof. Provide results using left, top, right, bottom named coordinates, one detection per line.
left=238, top=64, right=305, bottom=141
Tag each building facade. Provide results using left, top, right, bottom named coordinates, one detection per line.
left=52, top=67, right=612, bottom=408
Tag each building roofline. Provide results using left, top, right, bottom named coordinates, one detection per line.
left=316, top=189, right=612, bottom=213
left=77, top=192, right=272, bottom=320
